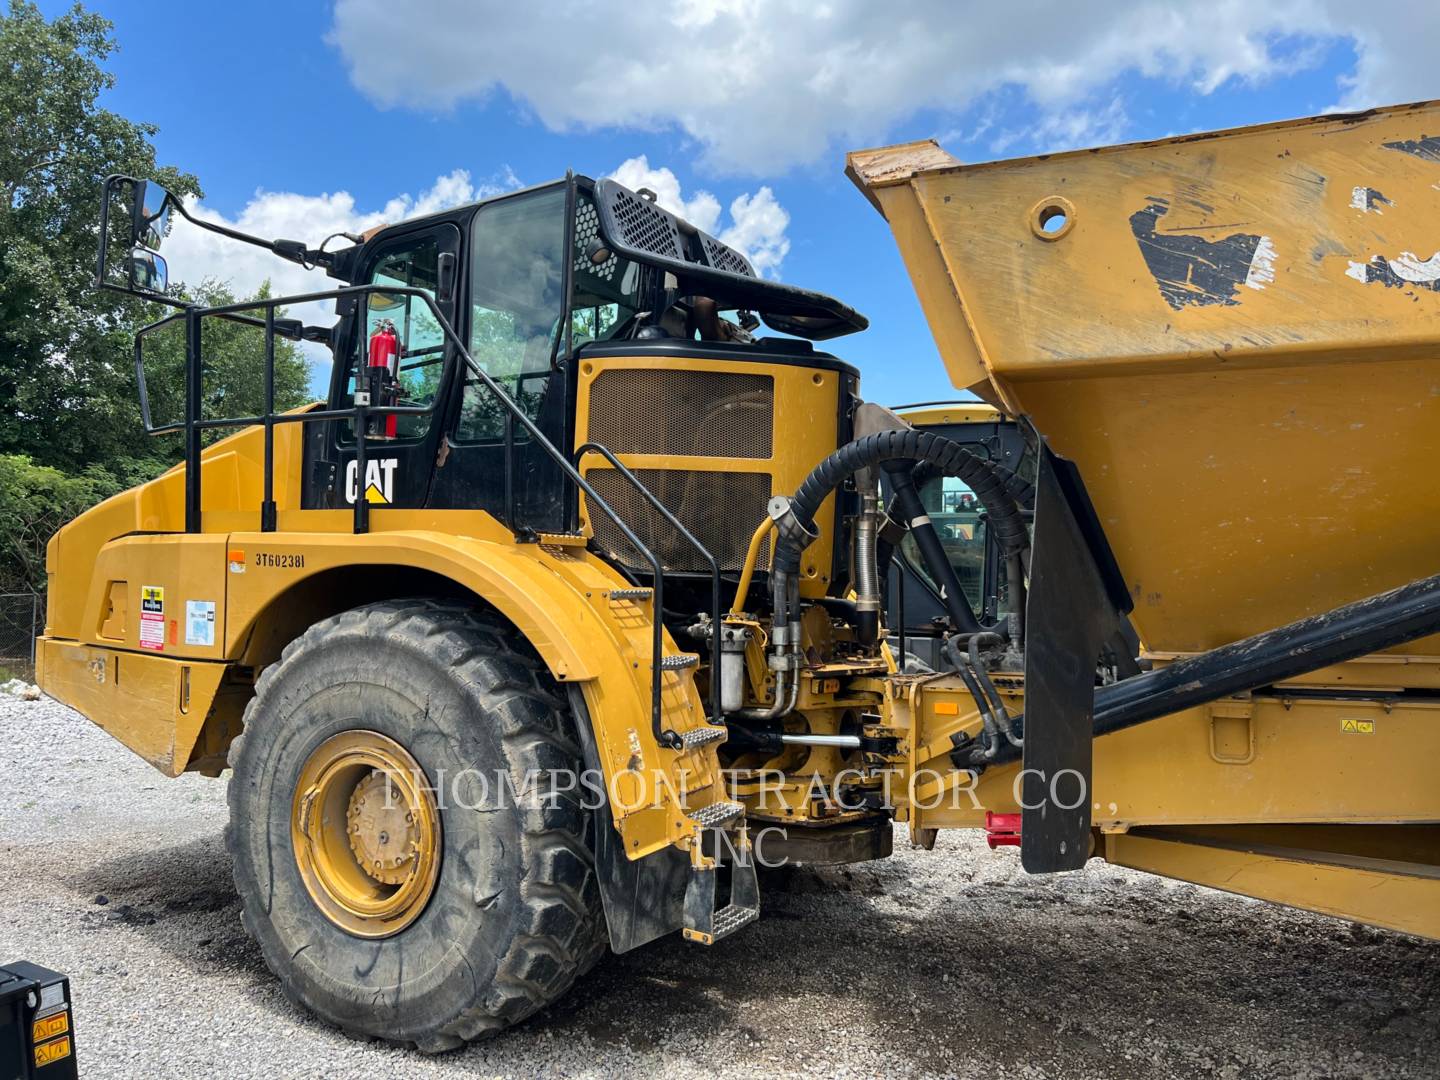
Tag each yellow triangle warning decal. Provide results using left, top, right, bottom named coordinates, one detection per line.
left=364, top=482, right=389, bottom=504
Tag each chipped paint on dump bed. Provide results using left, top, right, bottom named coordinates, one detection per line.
left=1350, top=186, right=1392, bottom=213
left=1129, top=198, right=1273, bottom=309
left=1346, top=250, right=1440, bottom=291
left=1244, top=236, right=1278, bottom=290
left=1382, top=134, right=1440, bottom=163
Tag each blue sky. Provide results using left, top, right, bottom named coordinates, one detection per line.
left=57, top=1, right=1435, bottom=404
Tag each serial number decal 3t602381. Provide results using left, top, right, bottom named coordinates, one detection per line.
left=255, top=553, right=306, bottom=569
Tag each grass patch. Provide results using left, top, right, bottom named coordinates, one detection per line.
left=0, top=662, right=36, bottom=683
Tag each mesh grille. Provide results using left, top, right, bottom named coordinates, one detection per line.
left=701, top=233, right=754, bottom=277
left=587, top=468, right=771, bottom=574
left=588, top=369, right=774, bottom=458
left=610, top=187, right=684, bottom=260
left=573, top=197, right=618, bottom=283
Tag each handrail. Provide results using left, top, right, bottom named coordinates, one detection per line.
left=137, top=282, right=690, bottom=749
left=576, top=442, right=724, bottom=727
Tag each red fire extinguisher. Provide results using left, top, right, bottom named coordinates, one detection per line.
left=366, top=320, right=399, bottom=437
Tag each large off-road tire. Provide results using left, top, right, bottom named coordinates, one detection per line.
left=226, top=599, right=607, bottom=1050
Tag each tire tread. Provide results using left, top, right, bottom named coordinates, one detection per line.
left=226, top=598, right=606, bottom=1051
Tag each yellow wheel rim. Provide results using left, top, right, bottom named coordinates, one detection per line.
left=291, top=731, right=441, bottom=938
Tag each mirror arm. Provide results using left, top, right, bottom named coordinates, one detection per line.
left=166, top=198, right=338, bottom=270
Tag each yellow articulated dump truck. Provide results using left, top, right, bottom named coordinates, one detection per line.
left=39, top=99, right=1440, bottom=1048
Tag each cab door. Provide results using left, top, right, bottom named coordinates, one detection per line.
left=305, top=221, right=462, bottom=510
left=427, top=184, right=573, bottom=533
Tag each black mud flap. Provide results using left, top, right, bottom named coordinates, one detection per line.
left=567, top=688, right=688, bottom=952
left=1021, top=441, right=1132, bottom=873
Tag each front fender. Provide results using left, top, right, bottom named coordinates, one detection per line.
left=224, top=529, right=613, bottom=682
left=222, top=527, right=716, bottom=858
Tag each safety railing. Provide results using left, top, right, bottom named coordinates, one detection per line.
left=134, top=283, right=696, bottom=749
left=575, top=442, right=724, bottom=728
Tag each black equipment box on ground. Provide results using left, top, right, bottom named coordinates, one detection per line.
left=0, top=962, right=76, bottom=1080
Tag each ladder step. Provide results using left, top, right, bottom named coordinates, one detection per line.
left=658, top=653, right=700, bottom=671
left=682, top=834, right=759, bottom=945
left=687, top=799, right=744, bottom=829
left=608, top=587, right=653, bottom=602
left=709, top=903, right=760, bottom=940
left=678, top=725, right=727, bottom=750
left=536, top=531, right=589, bottom=548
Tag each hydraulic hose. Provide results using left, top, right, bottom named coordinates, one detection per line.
left=903, top=459, right=1036, bottom=516
left=942, top=635, right=1001, bottom=760
left=778, top=430, right=1029, bottom=575
left=774, top=429, right=1030, bottom=647
left=967, top=632, right=1020, bottom=748
left=875, top=454, right=1033, bottom=637
left=877, top=456, right=1034, bottom=577
left=755, top=429, right=1033, bottom=719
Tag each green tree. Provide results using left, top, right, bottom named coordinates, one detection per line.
left=0, top=1, right=198, bottom=477
left=136, top=280, right=313, bottom=443
left=0, top=454, right=119, bottom=592
left=0, top=3, right=321, bottom=593
left=0, top=279, right=313, bottom=593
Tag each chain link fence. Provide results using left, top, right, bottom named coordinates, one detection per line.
left=0, top=592, right=42, bottom=678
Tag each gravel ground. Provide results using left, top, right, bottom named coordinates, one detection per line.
left=1, top=693, right=1436, bottom=1079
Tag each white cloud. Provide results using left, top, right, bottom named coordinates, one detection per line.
left=606, top=156, right=790, bottom=276
left=162, top=169, right=520, bottom=381
left=327, top=1, right=1432, bottom=174
left=719, top=188, right=790, bottom=278
left=991, top=96, right=1129, bottom=156
left=1328, top=2, right=1440, bottom=110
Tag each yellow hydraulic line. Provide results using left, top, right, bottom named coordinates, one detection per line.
left=730, top=518, right=776, bottom=615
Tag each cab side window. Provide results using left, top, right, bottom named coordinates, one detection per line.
left=338, top=236, right=444, bottom=441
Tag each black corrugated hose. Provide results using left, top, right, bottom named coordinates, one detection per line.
left=775, top=429, right=1031, bottom=576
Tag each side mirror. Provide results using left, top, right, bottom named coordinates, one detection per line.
left=127, top=247, right=169, bottom=293
left=131, top=180, right=174, bottom=250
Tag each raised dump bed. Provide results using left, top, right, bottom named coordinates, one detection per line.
left=849, top=101, right=1440, bottom=662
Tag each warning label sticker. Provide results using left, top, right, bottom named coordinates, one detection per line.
left=139, top=615, right=164, bottom=651
left=35, top=1035, right=71, bottom=1066
left=140, top=585, right=165, bottom=651
left=1341, top=718, right=1376, bottom=735
left=185, top=600, right=216, bottom=647
left=33, top=1009, right=68, bottom=1042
